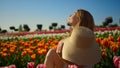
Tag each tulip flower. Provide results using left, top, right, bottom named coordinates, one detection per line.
left=36, top=64, right=46, bottom=68
left=31, top=54, right=36, bottom=60
left=27, top=62, right=34, bottom=68
left=68, top=65, right=78, bottom=68
left=113, top=56, right=120, bottom=68
left=8, top=64, right=16, bottom=68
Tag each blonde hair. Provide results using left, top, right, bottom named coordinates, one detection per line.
left=76, top=9, right=95, bottom=31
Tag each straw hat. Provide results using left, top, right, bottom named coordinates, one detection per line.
left=62, top=26, right=101, bottom=65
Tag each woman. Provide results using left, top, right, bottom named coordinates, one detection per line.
left=44, top=9, right=101, bottom=68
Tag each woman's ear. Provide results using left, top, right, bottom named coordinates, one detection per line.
left=75, top=17, right=80, bottom=28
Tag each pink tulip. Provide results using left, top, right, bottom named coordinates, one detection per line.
left=8, top=65, right=16, bottom=68
left=36, top=64, right=46, bottom=68
left=27, top=62, right=34, bottom=68
left=0, top=66, right=8, bottom=68
left=113, top=56, right=120, bottom=68
left=68, top=65, right=78, bottom=68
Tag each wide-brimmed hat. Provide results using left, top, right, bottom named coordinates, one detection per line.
left=62, top=26, right=101, bottom=65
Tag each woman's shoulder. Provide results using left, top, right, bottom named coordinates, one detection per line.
left=59, top=37, right=70, bottom=43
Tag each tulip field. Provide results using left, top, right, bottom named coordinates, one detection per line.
left=0, top=27, right=120, bottom=68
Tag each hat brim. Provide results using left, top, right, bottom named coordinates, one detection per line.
left=62, top=38, right=101, bottom=65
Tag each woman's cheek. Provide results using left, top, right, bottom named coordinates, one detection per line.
left=67, top=19, right=72, bottom=25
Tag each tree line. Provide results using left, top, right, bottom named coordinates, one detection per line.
left=0, top=16, right=119, bottom=33
left=0, top=23, right=66, bottom=33
left=96, top=16, right=119, bottom=27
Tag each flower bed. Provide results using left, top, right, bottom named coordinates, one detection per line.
left=0, top=27, right=120, bottom=68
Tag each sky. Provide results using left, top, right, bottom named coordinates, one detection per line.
left=0, top=0, right=120, bottom=32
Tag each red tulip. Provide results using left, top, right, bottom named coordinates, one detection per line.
left=0, top=66, right=8, bottom=68
left=113, top=56, right=120, bottom=68
left=36, top=64, right=46, bottom=68
left=8, top=64, right=16, bottom=68
left=68, top=65, right=78, bottom=68
left=27, top=62, right=34, bottom=68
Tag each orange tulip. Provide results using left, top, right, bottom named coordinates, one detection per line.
left=0, top=52, right=2, bottom=55
left=10, top=46, right=16, bottom=50
left=108, top=36, right=114, bottom=41
left=50, top=42, right=54, bottom=46
left=30, top=46, right=36, bottom=50
left=117, top=36, right=120, bottom=42
left=109, top=41, right=114, bottom=46
left=27, top=50, right=33, bottom=55
left=45, top=46, right=48, bottom=49
left=21, top=51, right=27, bottom=56
left=13, top=40, right=18, bottom=45
left=2, top=52, right=7, bottom=58
left=10, top=49, right=15, bottom=54
left=37, top=50, right=42, bottom=55
left=110, top=42, right=119, bottom=52
left=45, top=43, right=49, bottom=47
left=118, top=42, right=120, bottom=46
left=20, top=46, right=24, bottom=51
left=96, top=37, right=103, bottom=44
left=47, top=39, right=52, bottom=44
left=34, top=39, right=40, bottom=43
left=54, top=39, right=59, bottom=45
left=50, top=45, right=57, bottom=50
left=29, top=37, right=33, bottom=41
left=24, top=42, right=29, bottom=47
left=30, top=41, right=34, bottom=46
left=7, top=53, right=11, bottom=57
left=101, top=38, right=109, bottom=48
left=42, top=49, right=47, bottom=55
left=31, top=54, right=36, bottom=60
left=101, top=49, right=107, bottom=57
left=3, top=48, right=8, bottom=52
left=20, top=40, right=24, bottom=45
left=37, top=42, right=44, bottom=48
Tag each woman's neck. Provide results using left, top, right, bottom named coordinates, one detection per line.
left=72, top=22, right=80, bottom=29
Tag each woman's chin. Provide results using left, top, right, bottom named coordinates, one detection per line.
left=67, top=23, right=72, bottom=26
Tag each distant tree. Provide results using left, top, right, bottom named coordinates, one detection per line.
left=23, top=24, right=30, bottom=32
left=95, top=25, right=103, bottom=28
left=14, top=29, right=18, bottom=31
left=119, top=18, right=120, bottom=25
left=26, top=28, right=30, bottom=31
left=109, top=23, right=118, bottom=27
left=0, top=28, right=1, bottom=33
left=9, top=26, right=15, bottom=30
left=102, top=16, right=113, bottom=27
left=61, top=25, right=65, bottom=29
left=0, top=28, right=1, bottom=32
left=57, top=27, right=61, bottom=30
left=18, top=24, right=23, bottom=32
left=37, top=24, right=42, bottom=31
left=1, top=30, right=7, bottom=33
left=99, top=25, right=104, bottom=28
left=49, top=26, right=53, bottom=31
left=103, top=21, right=109, bottom=27
left=105, top=17, right=113, bottom=24
left=52, top=23, right=58, bottom=30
